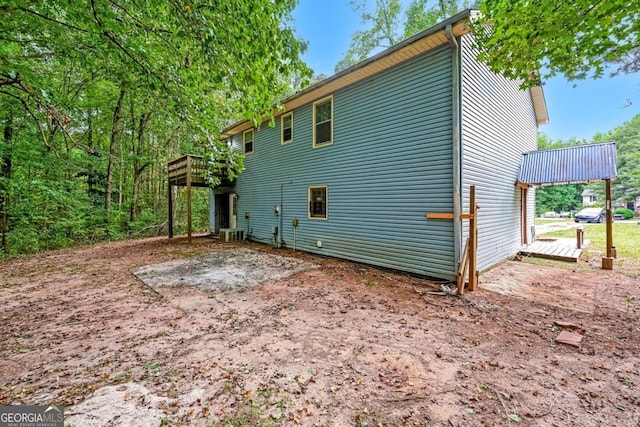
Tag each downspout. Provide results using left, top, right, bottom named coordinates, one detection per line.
left=445, top=24, right=463, bottom=270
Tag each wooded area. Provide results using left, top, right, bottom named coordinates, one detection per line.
left=535, top=115, right=640, bottom=215
left=0, top=0, right=310, bottom=255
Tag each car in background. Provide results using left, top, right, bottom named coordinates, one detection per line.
left=574, top=207, right=606, bottom=223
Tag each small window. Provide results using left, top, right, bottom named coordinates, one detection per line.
left=243, top=129, right=254, bottom=154
left=281, top=112, right=293, bottom=144
left=313, top=96, right=333, bottom=147
left=308, top=186, right=327, bottom=219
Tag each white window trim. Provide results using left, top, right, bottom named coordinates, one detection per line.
left=308, top=185, right=328, bottom=220
left=281, top=112, right=293, bottom=145
left=243, top=128, right=254, bottom=155
left=312, top=95, right=333, bottom=148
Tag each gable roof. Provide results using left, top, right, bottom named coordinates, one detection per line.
left=222, top=9, right=548, bottom=138
left=516, top=142, right=617, bottom=187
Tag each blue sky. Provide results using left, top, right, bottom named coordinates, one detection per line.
left=290, top=1, right=640, bottom=142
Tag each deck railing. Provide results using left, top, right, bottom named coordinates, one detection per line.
left=168, top=155, right=207, bottom=187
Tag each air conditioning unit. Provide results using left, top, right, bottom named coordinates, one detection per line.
left=219, top=228, right=245, bottom=242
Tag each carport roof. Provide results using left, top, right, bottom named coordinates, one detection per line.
left=516, top=142, right=617, bottom=187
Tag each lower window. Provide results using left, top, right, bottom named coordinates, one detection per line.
left=308, top=186, right=327, bottom=219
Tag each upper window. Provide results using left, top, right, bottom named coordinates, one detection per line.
left=313, top=96, right=333, bottom=147
left=308, top=186, right=327, bottom=220
left=281, top=112, right=293, bottom=144
left=243, top=129, right=254, bottom=155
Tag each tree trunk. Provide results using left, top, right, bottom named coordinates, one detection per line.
left=130, top=111, right=151, bottom=222
left=105, top=87, right=126, bottom=229
left=1, top=115, right=13, bottom=253
left=85, top=110, right=103, bottom=206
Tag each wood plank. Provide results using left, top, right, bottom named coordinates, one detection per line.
left=426, top=213, right=454, bottom=219
left=519, top=237, right=585, bottom=263
left=468, top=186, right=478, bottom=291
left=457, top=237, right=470, bottom=295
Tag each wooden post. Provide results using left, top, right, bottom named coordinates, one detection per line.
left=576, top=227, right=584, bottom=249
left=457, top=237, right=470, bottom=294
left=186, top=155, right=193, bottom=243
left=468, top=185, right=478, bottom=291
left=602, top=178, right=614, bottom=270
left=168, top=183, right=174, bottom=238
left=521, top=187, right=528, bottom=245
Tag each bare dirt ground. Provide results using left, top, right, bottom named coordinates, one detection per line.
left=0, top=236, right=638, bottom=426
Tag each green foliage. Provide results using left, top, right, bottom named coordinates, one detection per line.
left=535, top=134, right=586, bottom=214
left=335, top=0, right=403, bottom=72
left=536, top=185, right=584, bottom=215
left=582, top=114, right=640, bottom=204
left=0, top=0, right=311, bottom=256
left=615, top=208, right=635, bottom=220
left=607, top=115, right=640, bottom=202
left=1, top=0, right=311, bottom=131
left=404, top=0, right=472, bottom=39
left=474, top=1, right=640, bottom=87
left=537, top=132, right=589, bottom=150
left=336, top=0, right=470, bottom=72
left=204, top=138, right=245, bottom=188
left=336, top=0, right=468, bottom=72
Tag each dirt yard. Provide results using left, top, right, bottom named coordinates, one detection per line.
left=0, top=236, right=638, bottom=426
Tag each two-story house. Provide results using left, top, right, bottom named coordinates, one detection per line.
left=209, top=9, right=548, bottom=280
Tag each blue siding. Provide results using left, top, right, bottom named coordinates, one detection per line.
left=232, top=46, right=456, bottom=279
left=460, top=34, right=539, bottom=270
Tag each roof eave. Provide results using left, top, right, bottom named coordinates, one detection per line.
left=221, top=8, right=550, bottom=137
left=530, top=85, right=549, bottom=126
left=221, top=9, right=475, bottom=138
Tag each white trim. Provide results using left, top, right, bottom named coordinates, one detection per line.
left=281, top=112, right=293, bottom=145
left=312, top=96, right=333, bottom=148
left=308, top=185, right=328, bottom=220
left=243, top=128, right=254, bottom=155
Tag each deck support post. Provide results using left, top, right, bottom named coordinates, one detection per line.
left=167, top=154, right=232, bottom=243
left=602, top=178, right=614, bottom=270
left=186, top=155, right=193, bottom=244
left=168, top=183, right=174, bottom=238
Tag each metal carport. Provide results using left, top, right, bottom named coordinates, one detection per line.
left=515, top=142, right=618, bottom=269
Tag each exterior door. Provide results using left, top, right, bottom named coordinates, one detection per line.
left=215, top=194, right=230, bottom=231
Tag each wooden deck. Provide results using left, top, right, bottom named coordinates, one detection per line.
left=168, top=155, right=209, bottom=187
left=520, top=238, right=589, bottom=262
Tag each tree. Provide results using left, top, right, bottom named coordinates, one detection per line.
left=1, top=1, right=310, bottom=131
left=592, top=114, right=640, bottom=203
left=335, top=0, right=403, bottom=72
left=0, top=1, right=312, bottom=254
left=474, top=1, right=640, bottom=87
left=336, top=0, right=468, bottom=72
left=534, top=134, right=586, bottom=214
left=535, top=184, right=584, bottom=215
left=404, top=0, right=471, bottom=39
